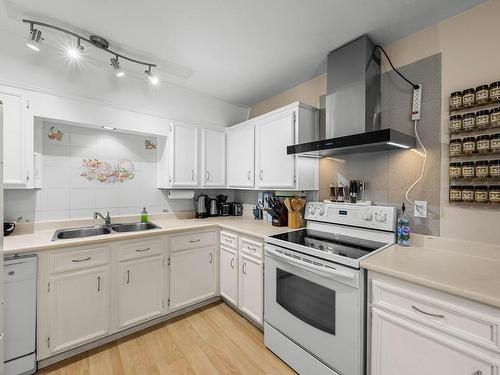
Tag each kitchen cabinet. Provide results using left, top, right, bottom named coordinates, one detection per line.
left=117, top=255, right=165, bottom=329
left=169, top=246, right=217, bottom=311
left=168, top=122, right=199, bottom=187
left=201, top=128, right=226, bottom=187
left=48, top=267, right=110, bottom=354
left=238, top=252, right=263, bottom=325
left=0, top=90, right=34, bottom=189
left=220, top=245, right=238, bottom=306
left=226, top=121, right=255, bottom=188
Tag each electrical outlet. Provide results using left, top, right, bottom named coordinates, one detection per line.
left=414, top=200, right=427, bottom=218
left=411, top=84, right=422, bottom=120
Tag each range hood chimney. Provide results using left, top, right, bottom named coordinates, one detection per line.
left=287, top=35, right=415, bottom=156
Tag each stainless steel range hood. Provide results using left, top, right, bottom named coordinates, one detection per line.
left=287, top=35, right=415, bottom=156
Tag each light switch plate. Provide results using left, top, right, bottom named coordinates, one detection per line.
left=414, top=200, right=427, bottom=218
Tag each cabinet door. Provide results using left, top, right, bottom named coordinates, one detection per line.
left=118, top=255, right=165, bottom=329
left=202, top=128, right=226, bottom=187
left=220, top=246, right=238, bottom=306
left=371, top=308, right=499, bottom=375
left=255, top=110, right=296, bottom=189
left=0, top=92, right=29, bottom=188
left=239, top=254, right=263, bottom=325
left=170, top=247, right=217, bottom=311
left=49, top=267, right=110, bottom=353
left=227, top=123, right=254, bottom=188
left=169, top=123, right=198, bottom=187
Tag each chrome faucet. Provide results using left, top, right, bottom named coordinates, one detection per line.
left=94, top=211, right=111, bottom=225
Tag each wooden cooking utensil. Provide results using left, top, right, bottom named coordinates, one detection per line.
left=291, top=198, right=305, bottom=212
left=284, top=198, right=292, bottom=212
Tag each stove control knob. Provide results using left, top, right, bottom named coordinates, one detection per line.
left=319, top=208, right=325, bottom=216
left=308, top=207, right=316, bottom=215
left=362, top=211, right=373, bottom=221
left=376, top=213, right=387, bottom=223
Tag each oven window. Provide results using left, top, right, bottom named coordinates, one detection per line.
left=276, top=268, right=335, bottom=335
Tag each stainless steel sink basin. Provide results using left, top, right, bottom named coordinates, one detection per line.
left=53, top=226, right=112, bottom=241
left=110, top=222, right=161, bottom=232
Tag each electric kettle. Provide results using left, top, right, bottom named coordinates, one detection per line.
left=209, top=199, right=219, bottom=217
left=194, top=194, right=209, bottom=219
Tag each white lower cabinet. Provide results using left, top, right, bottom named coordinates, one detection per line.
left=170, top=246, right=217, bottom=311
left=49, top=267, right=110, bottom=353
left=238, top=253, right=263, bottom=325
left=220, top=245, right=238, bottom=306
left=117, top=255, right=165, bottom=329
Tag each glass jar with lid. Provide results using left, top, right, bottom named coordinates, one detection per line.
left=490, top=160, right=500, bottom=178
left=476, top=85, right=490, bottom=104
left=462, top=161, right=475, bottom=179
left=475, top=186, right=489, bottom=202
left=489, top=186, right=500, bottom=203
left=462, top=186, right=475, bottom=202
left=462, top=113, right=476, bottom=131
left=449, top=139, right=462, bottom=157
left=462, top=88, right=476, bottom=107
left=476, top=110, right=490, bottom=129
left=476, top=135, right=491, bottom=154
left=449, top=162, right=462, bottom=179
left=491, top=133, right=500, bottom=153
left=450, top=91, right=462, bottom=110
left=490, top=81, right=500, bottom=102
left=462, top=137, right=476, bottom=155
left=490, top=108, right=500, bottom=127
left=449, top=185, right=462, bottom=202
left=475, top=161, right=489, bottom=178
left=449, top=115, right=462, bottom=133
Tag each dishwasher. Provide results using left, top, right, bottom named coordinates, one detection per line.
left=4, top=255, right=37, bottom=375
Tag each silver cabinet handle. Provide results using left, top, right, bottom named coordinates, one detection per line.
left=230, top=258, right=234, bottom=270
left=72, top=256, right=92, bottom=263
left=97, top=276, right=101, bottom=292
left=242, top=262, right=247, bottom=275
left=247, top=170, right=252, bottom=181
left=206, top=171, right=210, bottom=181
left=209, top=252, right=213, bottom=264
left=411, top=305, right=445, bottom=319
left=189, top=239, right=201, bottom=243
left=191, top=169, right=196, bottom=182
left=126, top=270, right=130, bottom=284
left=259, top=170, right=263, bottom=181
left=224, top=237, right=233, bottom=243
left=135, top=247, right=151, bottom=252
left=473, top=371, right=482, bottom=375
left=247, top=246, right=256, bottom=253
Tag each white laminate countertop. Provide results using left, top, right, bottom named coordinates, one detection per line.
left=3, top=215, right=290, bottom=256
left=361, top=235, right=500, bottom=309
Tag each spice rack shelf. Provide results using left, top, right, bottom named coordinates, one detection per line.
left=450, top=177, right=500, bottom=183
left=449, top=126, right=500, bottom=138
left=449, top=201, right=500, bottom=206
left=449, top=151, right=500, bottom=161
left=449, top=98, right=500, bottom=114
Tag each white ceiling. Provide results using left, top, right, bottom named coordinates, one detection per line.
left=1, top=0, right=485, bottom=106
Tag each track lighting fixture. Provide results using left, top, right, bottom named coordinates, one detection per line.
left=110, top=56, right=125, bottom=77
left=23, top=19, right=157, bottom=81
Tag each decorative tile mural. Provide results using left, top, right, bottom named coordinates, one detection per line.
left=145, top=139, right=157, bottom=150
left=80, top=159, right=135, bottom=184
left=47, top=126, right=64, bottom=141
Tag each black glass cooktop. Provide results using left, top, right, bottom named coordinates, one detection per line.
left=270, top=229, right=386, bottom=260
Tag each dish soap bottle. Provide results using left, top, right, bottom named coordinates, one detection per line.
left=397, top=203, right=410, bottom=246
left=140, top=207, right=149, bottom=223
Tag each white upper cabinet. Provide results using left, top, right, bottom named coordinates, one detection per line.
left=168, top=123, right=199, bottom=188
left=201, top=128, right=226, bottom=187
left=226, top=122, right=255, bottom=188
left=255, top=110, right=296, bottom=189
left=0, top=90, right=34, bottom=189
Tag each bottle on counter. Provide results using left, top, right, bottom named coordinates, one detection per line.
left=140, top=207, right=149, bottom=223
left=397, top=203, right=410, bottom=247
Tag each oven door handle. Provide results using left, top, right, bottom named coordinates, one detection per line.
left=266, top=248, right=355, bottom=280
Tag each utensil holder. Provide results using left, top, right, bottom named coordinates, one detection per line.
left=288, top=212, right=302, bottom=229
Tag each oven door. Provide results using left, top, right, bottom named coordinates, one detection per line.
left=265, top=244, right=363, bottom=375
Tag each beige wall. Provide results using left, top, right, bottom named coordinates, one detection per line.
left=248, top=0, right=500, bottom=244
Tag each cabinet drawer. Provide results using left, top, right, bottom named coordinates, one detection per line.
left=240, top=237, right=263, bottom=260
left=171, top=230, right=217, bottom=251
left=118, top=238, right=164, bottom=261
left=50, top=246, right=110, bottom=274
left=220, top=231, right=238, bottom=249
left=372, top=279, right=500, bottom=352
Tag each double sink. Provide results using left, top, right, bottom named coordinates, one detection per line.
left=52, top=221, right=161, bottom=241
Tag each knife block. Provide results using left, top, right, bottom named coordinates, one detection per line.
left=272, top=211, right=288, bottom=227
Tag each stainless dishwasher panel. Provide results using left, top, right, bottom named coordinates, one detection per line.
left=4, top=255, right=37, bottom=375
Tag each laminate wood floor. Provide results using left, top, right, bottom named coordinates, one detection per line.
left=37, top=302, right=295, bottom=375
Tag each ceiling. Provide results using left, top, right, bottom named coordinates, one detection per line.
left=1, top=0, right=485, bottom=106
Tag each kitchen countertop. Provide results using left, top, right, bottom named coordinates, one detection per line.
left=4, top=215, right=290, bottom=256
left=361, top=235, right=500, bottom=309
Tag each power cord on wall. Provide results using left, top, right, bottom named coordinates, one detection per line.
left=405, top=119, right=428, bottom=206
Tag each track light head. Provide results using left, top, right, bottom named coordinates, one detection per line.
left=145, top=66, right=159, bottom=85
left=26, top=27, right=42, bottom=51
left=67, top=38, right=84, bottom=59
left=110, top=57, right=125, bottom=77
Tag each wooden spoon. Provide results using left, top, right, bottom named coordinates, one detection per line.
left=283, top=198, right=293, bottom=212
left=291, top=198, right=305, bottom=212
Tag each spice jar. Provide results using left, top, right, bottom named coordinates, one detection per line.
left=449, top=115, right=462, bottom=133
left=462, top=161, right=475, bottom=179
left=491, top=108, right=500, bottom=127
left=462, top=113, right=476, bottom=131
left=450, top=91, right=463, bottom=110
left=475, top=186, right=489, bottom=202
left=450, top=186, right=462, bottom=202
left=462, top=88, right=476, bottom=107
left=476, top=135, right=491, bottom=154
left=491, top=133, right=500, bottom=153
left=449, top=162, right=462, bottom=179
left=462, top=186, right=475, bottom=202
left=475, top=161, right=489, bottom=178
left=490, top=160, right=500, bottom=178
left=489, top=186, right=500, bottom=203
left=449, top=139, right=462, bottom=156
left=462, top=137, right=476, bottom=155
left=476, top=110, right=490, bottom=129
left=490, top=81, right=500, bottom=102
left=476, top=85, right=490, bottom=104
